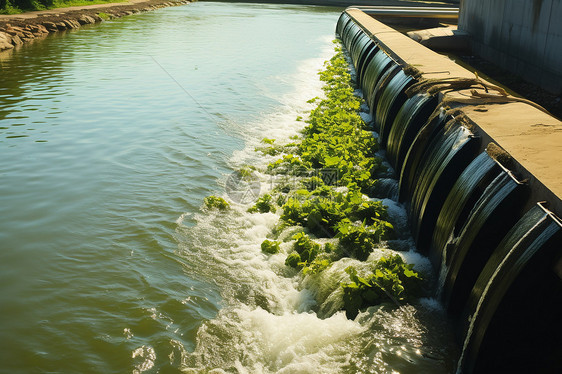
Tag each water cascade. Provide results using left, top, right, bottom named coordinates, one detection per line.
left=458, top=203, right=562, bottom=373
left=337, top=9, right=562, bottom=374
left=406, top=121, right=477, bottom=251
left=439, top=161, right=528, bottom=316
left=386, top=93, right=438, bottom=172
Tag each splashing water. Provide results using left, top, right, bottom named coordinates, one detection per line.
left=173, top=42, right=458, bottom=374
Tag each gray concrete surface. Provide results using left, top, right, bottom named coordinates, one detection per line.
left=459, top=0, right=562, bottom=94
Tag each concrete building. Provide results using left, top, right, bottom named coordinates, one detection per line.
left=459, top=0, right=562, bottom=94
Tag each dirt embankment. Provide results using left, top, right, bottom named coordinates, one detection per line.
left=0, top=0, right=191, bottom=52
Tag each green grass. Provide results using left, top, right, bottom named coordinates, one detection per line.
left=1, top=0, right=129, bottom=14
left=0, top=5, right=22, bottom=14
left=52, top=0, right=128, bottom=8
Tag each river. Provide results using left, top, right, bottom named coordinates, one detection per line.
left=0, top=2, right=457, bottom=373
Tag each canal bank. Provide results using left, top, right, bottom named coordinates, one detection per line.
left=0, top=0, right=191, bottom=52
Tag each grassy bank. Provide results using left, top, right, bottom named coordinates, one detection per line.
left=1, top=0, right=127, bottom=14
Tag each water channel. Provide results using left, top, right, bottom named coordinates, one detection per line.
left=0, top=2, right=457, bottom=372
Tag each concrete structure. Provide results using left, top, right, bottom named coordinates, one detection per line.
left=341, top=10, right=562, bottom=372
left=459, top=0, right=562, bottom=94
left=346, top=7, right=562, bottom=215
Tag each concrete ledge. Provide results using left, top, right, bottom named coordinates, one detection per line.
left=407, top=25, right=470, bottom=52
left=457, top=93, right=562, bottom=214
left=346, top=9, right=473, bottom=80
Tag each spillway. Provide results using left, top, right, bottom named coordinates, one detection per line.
left=337, top=8, right=562, bottom=374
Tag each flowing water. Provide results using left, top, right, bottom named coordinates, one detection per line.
left=0, top=2, right=457, bottom=373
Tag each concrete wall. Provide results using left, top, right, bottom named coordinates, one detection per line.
left=459, top=0, right=562, bottom=94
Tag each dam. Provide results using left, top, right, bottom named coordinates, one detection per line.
left=337, top=7, right=561, bottom=373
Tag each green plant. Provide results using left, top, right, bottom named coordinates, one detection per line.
left=255, top=139, right=285, bottom=156
left=335, top=218, right=393, bottom=261
left=323, top=242, right=336, bottom=253
left=300, top=176, right=325, bottom=191
left=267, top=154, right=311, bottom=173
left=263, top=43, right=407, bottom=291
left=341, top=255, right=423, bottom=319
left=280, top=196, right=341, bottom=237
left=279, top=189, right=388, bottom=239
left=255, top=146, right=282, bottom=156
left=261, top=239, right=280, bottom=254
left=0, top=0, right=21, bottom=14
left=302, top=258, right=332, bottom=275
left=203, top=195, right=229, bottom=210
left=283, top=46, right=385, bottom=193
left=285, top=252, right=302, bottom=268
left=285, top=232, right=322, bottom=269
left=98, top=12, right=110, bottom=20
left=248, top=194, right=276, bottom=213
left=1, top=0, right=126, bottom=13
left=10, top=0, right=33, bottom=10
left=236, top=166, right=256, bottom=178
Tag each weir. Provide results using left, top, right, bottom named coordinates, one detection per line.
left=337, top=8, right=562, bottom=374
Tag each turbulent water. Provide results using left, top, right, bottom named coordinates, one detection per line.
left=0, top=2, right=457, bottom=373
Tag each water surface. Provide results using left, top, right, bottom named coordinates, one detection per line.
left=0, top=2, right=456, bottom=372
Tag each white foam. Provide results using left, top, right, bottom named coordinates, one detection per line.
left=184, top=306, right=363, bottom=373
left=175, top=41, right=454, bottom=373
left=360, top=111, right=373, bottom=124
left=228, top=39, right=333, bottom=172
left=132, top=345, right=156, bottom=374
left=419, top=297, right=445, bottom=312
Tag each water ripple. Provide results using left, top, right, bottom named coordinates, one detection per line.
left=0, top=3, right=341, bottom=373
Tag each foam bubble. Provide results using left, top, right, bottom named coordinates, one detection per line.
left=183, top=305, right=363, bottom=373
left=419, top=297, right=445, bottom=312
left=132, top=345, right=156, bottom=374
